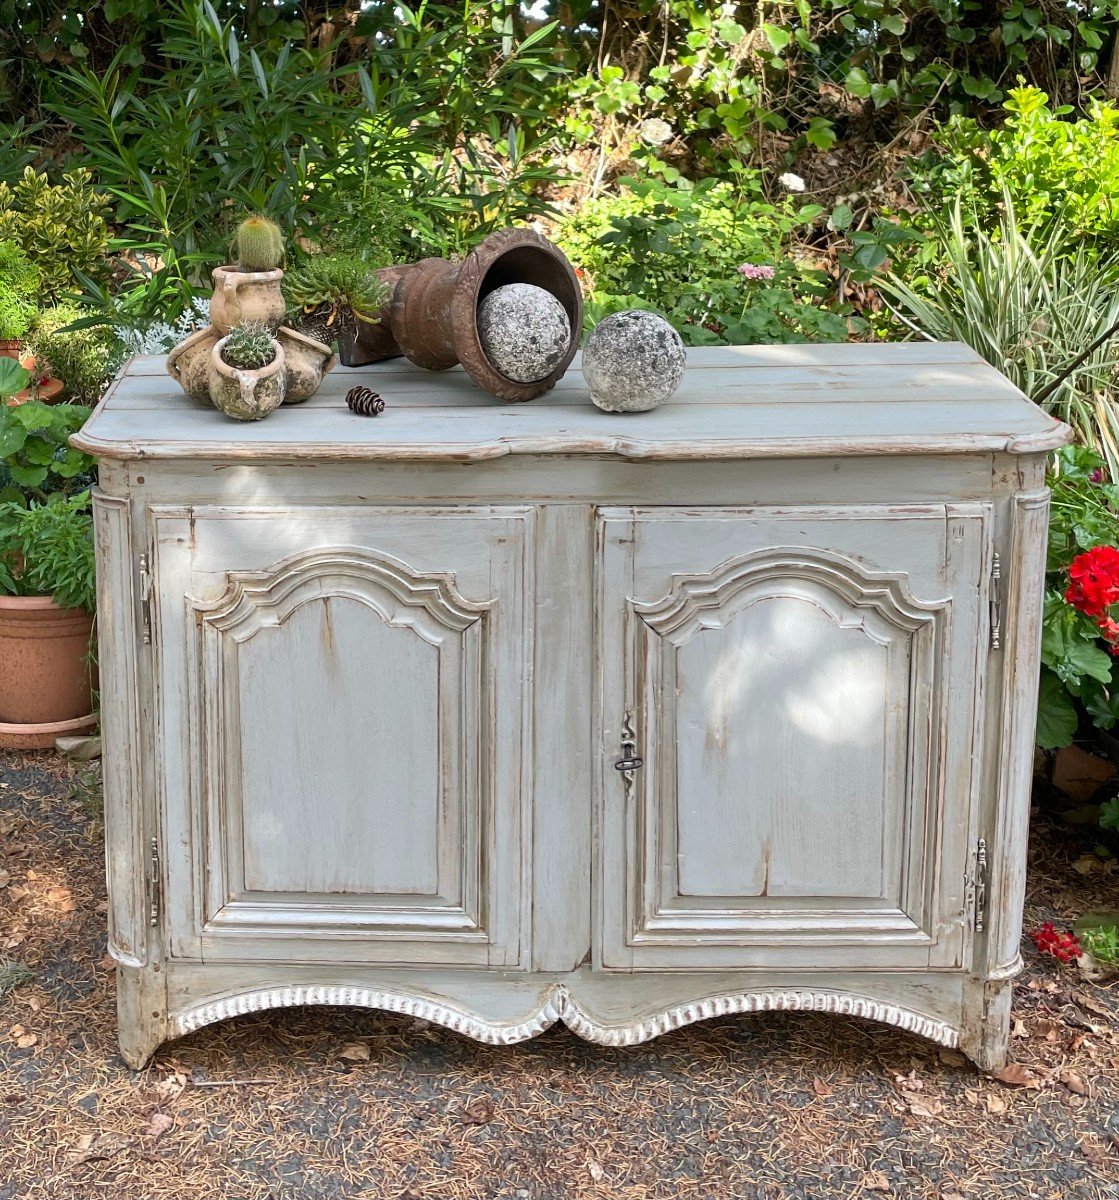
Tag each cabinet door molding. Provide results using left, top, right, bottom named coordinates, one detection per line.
left=153, top=505, right=533, bottom=968
left=596, top=505, right=989, bottom=971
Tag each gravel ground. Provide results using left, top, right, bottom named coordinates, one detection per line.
left=0, top=748, right=1117, bottom=1200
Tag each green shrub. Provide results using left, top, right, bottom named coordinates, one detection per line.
left=557, top=163, right=848, bottom=345
left=27, top=305, right=126, bottom=404
left=0, top=239, right=38, bottom=341
left=879, top=197, right=1119, bottom=473
left=50, top=1, right=565, bottom=306
left=0, top=401, right=96, bottom=506
left=917, top=87, right=1119, bottom=245
left=0, top=168, right=111, bottom=302
left=0, top=490, right=96, bottom=612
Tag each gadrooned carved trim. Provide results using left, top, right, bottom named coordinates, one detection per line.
left=635, top=545, right=946, bottom=641
left=192, top=545, right=490, bottom=642
left=173, top=983, right=959, bottom=1050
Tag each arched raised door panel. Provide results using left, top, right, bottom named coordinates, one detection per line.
left=152, top=505, right=533, bottom=968
left=595, top=505, right=989, bottom=972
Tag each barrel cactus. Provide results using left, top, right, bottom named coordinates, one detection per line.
left=233, top=216, right=284, bottom=272
left=220, top=322, right=277, bottom=370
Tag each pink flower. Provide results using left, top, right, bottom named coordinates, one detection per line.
left=737, top=263, right=776, bottom=281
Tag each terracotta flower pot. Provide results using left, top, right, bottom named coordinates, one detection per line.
left=334, top=263, right=419, bottom=367
left=276, top=326, right=335, bottom=403
left=0, top=339, right=21, bottom=361
left=210, top=265, right=286, bottom=334
left=167, top=325, right=221, bottom=403
left=6, top=356, right=64, bottom=407
left=0, top=595, right=95, bottom=749
left=209, top=336, right=286, bottom=421
left=386, top=229, right=582, bottom=401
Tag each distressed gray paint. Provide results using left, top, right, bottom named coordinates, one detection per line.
left=76, top=344, right=1069, bottom=1070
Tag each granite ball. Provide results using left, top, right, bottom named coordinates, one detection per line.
left=582, top=311, right=685, bottom=413
left=477, top=283, right=572, bottom=384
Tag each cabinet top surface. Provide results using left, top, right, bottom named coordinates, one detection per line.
left=73, top=342, right=1071, bottom=463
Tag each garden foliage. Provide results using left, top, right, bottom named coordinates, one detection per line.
left=556, top=162, right=849, bottom=344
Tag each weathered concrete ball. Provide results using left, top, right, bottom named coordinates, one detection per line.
left=478, top=283, right=571, bottom=383
left=582, top=311, right=685, bottom=413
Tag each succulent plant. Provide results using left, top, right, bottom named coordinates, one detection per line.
left=283, top=254, right=389, bottom=334
left=220, top=322, right=277, bottom=370
left=232, top=215, right=284, bottom=272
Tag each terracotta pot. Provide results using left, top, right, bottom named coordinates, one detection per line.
left=6, top=356, right=64, bottom=407
left=335, top=263, right=418, bottom=367
left=209, top=336, right=286, bottom=421
left=0, top=595, right=95, bottom=748
left=387, top=229, right=582, bottom=401
left=276, top=326, right=335, bottom=403
left=0, top=338, right=21, bottom=360
left=210, top=265, right=286, bottom=334
left=167, top=325, right=221, bottom=403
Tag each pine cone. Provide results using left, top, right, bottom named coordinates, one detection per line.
left=346, top=385, right=385, bottom=417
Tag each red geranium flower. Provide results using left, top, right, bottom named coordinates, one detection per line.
left=1066, top=546, right=1119, bottom=617
left=1029, top=921, right=1083, bottom=963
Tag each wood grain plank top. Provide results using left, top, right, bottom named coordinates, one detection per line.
left=73, top=343, right=1072, bottom=461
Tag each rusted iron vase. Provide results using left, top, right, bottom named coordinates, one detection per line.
left=348, top=229, right=583, bottom=402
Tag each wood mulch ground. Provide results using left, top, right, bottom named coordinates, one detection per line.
left=0, top=748, right=1117, bottom=1200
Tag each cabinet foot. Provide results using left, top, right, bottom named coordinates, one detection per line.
left=115, top=961, right=168, bottom=1070
left=960, top=977, right=1012, bottom=1072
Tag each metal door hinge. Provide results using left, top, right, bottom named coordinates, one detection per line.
left=989, top=552, right=1002, bottom=651
left=139, top=552, right=153, bottom=645
left=149, top=836, right=160, bottom=927
left=966, top=837, right=988, bottom=932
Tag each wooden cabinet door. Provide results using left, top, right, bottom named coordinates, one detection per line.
left=153, top=505, right=532, bottom=967
left=596, top=505, right=989, bottom=971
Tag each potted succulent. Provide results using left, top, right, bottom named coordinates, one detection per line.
left=209, top=322, right=286, bottom=421
left=0, top=400, right=97, bottom=748
left=210, top=215, right=287, bottom=334
left=283, top=254, right=391, bottom=367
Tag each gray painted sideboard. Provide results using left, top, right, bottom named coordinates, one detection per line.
left=73, top=343, right=1072, bottom=1069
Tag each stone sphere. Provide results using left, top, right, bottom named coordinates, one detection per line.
left=582, top=311, right=686, bottom=413
left=477, top=283, right=572, bottom=384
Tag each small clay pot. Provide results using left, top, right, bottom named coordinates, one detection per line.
left=276, top=326, right=336, bottom=404
left=210, top=265, right=286, bottom=334
left=0, top=339, right=21, bottom=361
left=209, top=336, right=286, bottom=421
left=0, top=595, right=95, bottom=748
left=167, top=326, right=221, bottom=403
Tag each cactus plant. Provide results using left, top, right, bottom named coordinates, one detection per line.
left=232, top=216, right=284, bottom=272
left=219, top=323, right=277, bottom=370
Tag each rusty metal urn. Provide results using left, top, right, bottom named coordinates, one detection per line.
left=354, top=229, right=583, bottom=401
